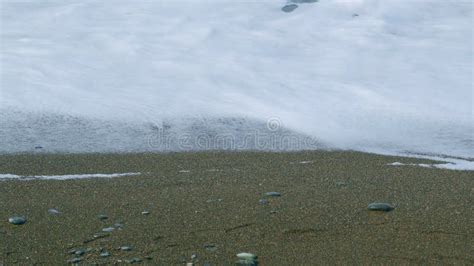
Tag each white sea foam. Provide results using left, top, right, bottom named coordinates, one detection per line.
left=388, top=160, right=474, bottom=171
left=0, top=1, right=472, bottom=160
left=0, top=172, right=142, bottom=181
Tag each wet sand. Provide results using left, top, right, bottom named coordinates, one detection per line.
left=0, top=151, right=473, bottom=265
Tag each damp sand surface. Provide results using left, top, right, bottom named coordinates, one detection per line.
left=0, top=151, right=473, bottom=264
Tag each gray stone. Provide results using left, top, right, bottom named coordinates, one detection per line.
left=98, top=214, right=108, bottom=220
left=265, top=192, right=281, bottom=197
left=125, top=258, right=142, bottom=264
left=74, top=249, right=86, bottom=256
left=368, top=203, right=395, bottom=212
left=236, top=252, right=258, bottom=266
left=120, top=246, right=132, bottom=251
left=67, top=257, right=82, bottom=264
left=102, top=227, right=115, bottom=232
left=258, top=199, right=269, bottom=205
left=113, top=223, right=124, bottom=228
left=141, top=211, right=150, bottom=215
left=48, top=208, right=61, bottom=215
left=8, top=216, right=26, bottom=225
left=204, top=244, right=217, bottom=252
left=100, top=251, right=110, bottom=257
left=281, top=4, right=298, bottom=13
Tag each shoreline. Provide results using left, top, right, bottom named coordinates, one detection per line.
left=1, top=151, right=473, bottom=264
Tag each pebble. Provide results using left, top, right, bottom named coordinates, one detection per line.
left=113, top=223, right=124, bottom=228
left=120, top=246, right=133, bottom=251
left=281, top=4, right=298, bottom=13
left=258, top=199, right=269, bottom=205
left=74, top=249, right=86, bottom=256
left=98, top=214, right=108, bottom=220
left=102, top=227, right=115, bottom=232
left=204, top=244, right=217, bottom=252
left=125, top=258, right=142, bottom=264
left=265, top=192, right=281, bottom=197
left=8, top=216, right=26, bottom=225
left=67, top=257, right=82, bottom=264
left=368, top=203, right=395, bottom=212
left=48, top=208, right=61, bottom=215
left=100, top=251, right=110, bottom=257
left=236, top=252, right=258, bottom=265
left=68, top=249, right=77, bottom=254
left=141, top=211, right=150, bottom=215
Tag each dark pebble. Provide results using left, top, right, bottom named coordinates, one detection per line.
left=98, top=214, right=108, bottom=220
left=204, top=244, right=217, bottom=252
left=368, top=203, right=395, bottom=212
left=125, top=258, right=142, bottom=264
left=8, top=216, right=26, bottom=225
left=67, top=257, right=82, bottom=264
left=265, top=192, right=281, bottom=197
left=74, top=249, right=86, bottom=256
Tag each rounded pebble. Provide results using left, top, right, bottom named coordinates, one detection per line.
left=259, top=199, right=269, bottom=205
left=98, top=214, right=108, bottom=220
left=100, top=251, right=110, bottom=257
left=102, top=227, right=115, bottom=232
left=8, top=216, right=26, bottom=225
left=265, top=192, right=281, bottom=197
left=237, top=252, right=257, bottom=260
left=236, top=252, right=258, bottom=265
left=67, top=257, right=82, bottom=264
left=74, top=249, right=86, bottom=256
left=368, top=203, right=395, bottom=212
left=120, top=246, right=132, bottom=251
left=125, top=258, right=142, bottom=264
left=204, top=244, right=217, bottom=252
left=48, top=208, right=61, bottom=215
left=141, top=211, right=150, bottom=215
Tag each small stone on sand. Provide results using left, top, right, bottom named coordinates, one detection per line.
left=8, top=216, right=26, bottom=225
left=100, top=251, right=110, bottom=257
left=67, top=257, right=82, bottom=264
left=120, top=246, right=132, bottom=251
left=125, top=258, right=142, bottom=264
left=204, top=244, right=217, bottom=252
left=265, top=192, right=281, bottom=197
left=259, top=199, right=269, bottom=205
left=368, top=203, right=395, bottom=212
left=236, top=252, right=258, bottom=265
left=98, top=214, right=108, bottom=220
left=48, top=208, right=61, bottom=215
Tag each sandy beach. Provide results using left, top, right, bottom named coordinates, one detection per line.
left=0, top=151, right=473, bottom=265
